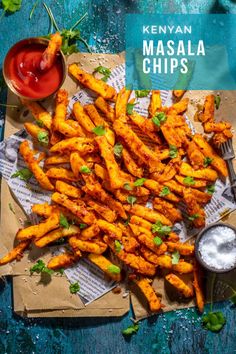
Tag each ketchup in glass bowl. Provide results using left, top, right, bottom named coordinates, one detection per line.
left=3, top=37, right=66, bottom=100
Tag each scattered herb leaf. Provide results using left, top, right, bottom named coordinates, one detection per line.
left=171, top=251, right=180, bottom=265
left=133, top=178, right=146, bottom=187
left=123, top=215, right=131, bottom=226
left=188, top=213, right=199, bottom=221
left=113, top=143, right=123, bottom=158
left=183, top=176, right=195, bottom=186
left=37, top=131, right=49, bottom=145
left=107, top=265, right=121, bottom=274
left=94, top=66, right=111, bottom=82
left=204, top=157, right=213, bottom=167
left=59, top=214, right=70, bottom=229
left=126, top=195, right=137, bottom=206
left=2, top=0, right=22, bottom=14
left=92, top=125, right=106, bottom=136
left=152, top=112, right=167, bottom=127
left=57, top=268, right=64, bottom=275
left=159, top=186, right=170, bottom=197
left=122, top=323, right=139, bottom=336
left=153, top=236, right=163, bottom=246
left=69, top=282, right=80, bottom=294
left=30, top=260, right=54, bottom=275
left=126, top=103, right=137, bottom=115
left=114, top=240, right=122, bottom=253
left=202, top=311, right=226, bottom=332
left=11, top=168, right=33, bottom=182
left=123, top=182, right=133, bottom=191
left=80, top=165, right=91, bottom=174
left=79, top=223, right=87, bottom=229
left=207, top=184, right=215, bottom=195
left=135, top=90, right=150, bottom=98
left=151, top=221, right=171, bottom=236
left=169, top=145, right=178, bottom=159
left=214, top=96, right=221, bottom=110
left=36, top=119, right=44, bottom=128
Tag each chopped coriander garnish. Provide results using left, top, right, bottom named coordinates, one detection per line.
left=135, top=90, right=150, bottom=98
left=2, top=0, right=22, bottom=15
left=207, top=185, right=215, bottom=195
left=214, top=96, right=221, bottom=110
left=126, top=102, right=137, bottom=115
left=59, top=214, right=70, bottom=229
left=8, top=202, right=15, bottom=214
left=36, top=120, right=44, bottom=128
left=94, top=66, right=111, bottom=82
left=153, top=236, right=163, bottom=246
left=69, top=282, right=80, bottom=294
left=11, top=168, right=33, bottom=182
left=183, top=176, right=195, bottom=186
left=30, top=260, right=54, bottom=275
left=107, top=265, right=121, bottom=274
left=133, top=178, right=146, bottom=187
left=79, top=223, right=87, bottom=229
left=123, top=215, right=131, bottom=226
left=80, top=165, right=91, bottom=174
left=122, top=323, right=139, bottom=336
left=171, top=251, right=180, bottom=265
left=169, top=145, right=178, bottom=159
left=204, top=157, right=213, bottom=167
left=152, top=112, right=167, bottom=127
left=202, top=311, right=226, bottom=332
left=114, top=240, right=122, bottom=253
left=151, top=221, right=171, bottom=236
left=159, top=186, right=170, bottom=197
left=188, top=213, right=199, bottom=221
left=126, top=195, right=137, bottom=206
left=123, top=182, right=133, bottom=191
left=92, top=125, right=106, bottom=136
left=57, top=268, right=64, bottom=275
left=37, top=131, right=49, bottom=145
left=113, top=143, right=123, bottom=158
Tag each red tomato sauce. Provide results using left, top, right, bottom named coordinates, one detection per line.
left=7, top=43, right=63, bottom=99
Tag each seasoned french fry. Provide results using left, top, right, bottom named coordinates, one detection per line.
left=165, top=273, right=194, bottom=298
left=183, top=189, right=206, bottom=228
left=122, top=148, right=143, bottom=178
left=127, top=204, right=172, bottom=225
left=51, top=192, right=96, bottom=224
left=20, top=99, right=52, bottom=130
left=45, top=155, right=70, bottom=166
left=133, top=277, right=162, bottom=312
left=87, top=199, right=117, bottom=223
left=80, top=224, right=100, bottom=240
left=55, top=180, right=81, bottom=198
left=0, top=241, right=30, bottom=265
left=193, top=260, right=205, bottom=313
left=129, top=111, right=162, bottom=144
left=32, top=203, right=56, bottom=217
left=140, top=246, right=160, bottom=265
left=47, top=252, right=77, bottom=270
left=40, top=32, right=62, bottom=71
left=73, top=102, right=96, bottom=132
left=130, top=215, right=152, bottom=230
left=24, top=122, right=49, bottom=142
left=19, top=141, right=54, bottom=190
left=180, top=162, right=218, bottom=182
left=68, top=64, right=117, bottom=100
left=96, top=219, right=122, bottom=240
left=173, top=90, right=186, bottom=99
left=169, top=98, right=189, bottom=114
left=153, top=198, right=182, bottom=223
left=115, top=87, right=131, bottom=120
left=16, top=213, right=60, bottom=240
left=148, top=90, right=162, bottom=117
left=88, top=253, right=121, bottom=281
left=50, top=137, right=94, bottom=154
left=46, top=167, right=78, bottom=182
left=144, top=179, right=180, bottom=203
left=94, top=96, right=115, bottom=122
left=201, top=94, right=214, bottom=123
left=175, top=175, right=207, bottom=189
left=173, top=260, right=193, bottom=274
left=69, top=236, right=107, bottom=254
left=35, top=225, right=80, bottom=248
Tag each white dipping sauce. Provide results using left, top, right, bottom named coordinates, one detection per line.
left=198, top=226, right=236, bottom=270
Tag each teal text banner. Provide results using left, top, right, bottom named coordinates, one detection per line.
left=125, top=14, right=236, bottom=90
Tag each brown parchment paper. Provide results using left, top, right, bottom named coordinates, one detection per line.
left=1, top=52, right=236, bottom=319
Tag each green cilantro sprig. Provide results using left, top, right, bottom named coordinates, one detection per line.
left=214, top=95, right=221, bottom=110
left=126, top=195, right=137, bottom=206
left=169, top=145, right=178, bottom=159
left=183, top=176, right=195, bottom=186
left=92, top=125, right=106, bottom=136
left=59, top=214, right=70, bottom=229
left=133, top=178, right=146, bottom=187
left=171, top=251, right=180, bottom=265
left=1, top=0, right=22, bottom=20
left=152, top=112, right=167, bottom=127
left=122, top=323, right=139, bottom=337
left=159, top=186, right=170, bottom=197
left=151, top=221, right=171, bottom=236
left=207, top=184, right=215, bottom=195
left=11, top=168, right=33, bottom=182
left=135, top=90, right=150, bottom=98
left=30, top=260, right=54, bottom=275
left=113, top=143, right=123, bottom=158
left=94, top=66, right=111, bottom=82
left=107, top=265, right=120, bottom=274
left=69, top=282, right=80, bottom=294
left=203, top=157, right=213, bottom=167
left=126, top=103, right=137, bottom=115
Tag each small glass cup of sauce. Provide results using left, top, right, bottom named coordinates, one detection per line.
left=195, top=222, right=236, bottom=273
left=3, top=37, right=66, bottom=101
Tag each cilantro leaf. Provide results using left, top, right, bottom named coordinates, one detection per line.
left=214, top=96, right=221, bottom=110
left=94, top=66, right=111, bottom=82
left=59, top=214, right=70, bottom=229
left=135, top=90, right=150, bottom=98
left=151, top=221, right=171, bottom=236
left=183, top=176, right=195, bottom=186
left=80, top=165, right=91, bottom=174
left=133, top=178, right=146, bottom=187
left=171, top=251, right=180, bottom=265
left=57, top=268, right=64, bottom=275
left=153, top=236, right=163, bottom=246
left=188, top=214, right=199, bottom=221
left=11, top=168, right=33, bottom=182
left=69, top=282, right=80, bottom=294
left=159, top=186, right=170, bottom=197
left=202, top=311, right=226, bottom=332
left=123, top=182, right=133, bottom=191
left=169, top=145, right=178, bottom=159
left=204, top=157, right=213, bottom=167
left=207, top=184, right=215, bottom=195
left=92, top=125, right=106, bottom=136
left=107, top=265, right=121, bottom=274
left=114, top=240, right=122, bottom=253
left=2, top=0, right=22, bottom=13
left=123, top=215, right=131, bottom=226
left=30, top=260, right=54, bottom=275
left=122, top=323, right=139, bottom=336
left=126, top=103, right=137, bottom=115
left=79, top=223, right=87, bottom=229
left=126, top=195, right=137, bottom=206
left=36, top=119, right=44, bottom=128
left=152, top=112, right=167, bottom=127
left=37, top=131, right=49, bottom=146
left=113, top=143, right=123, bottom=158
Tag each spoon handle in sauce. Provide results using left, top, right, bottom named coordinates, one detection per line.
left=40, top=32, right=62, bottom=71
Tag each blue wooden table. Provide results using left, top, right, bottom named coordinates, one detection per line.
left=1, top=1, right=236, bottom=353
